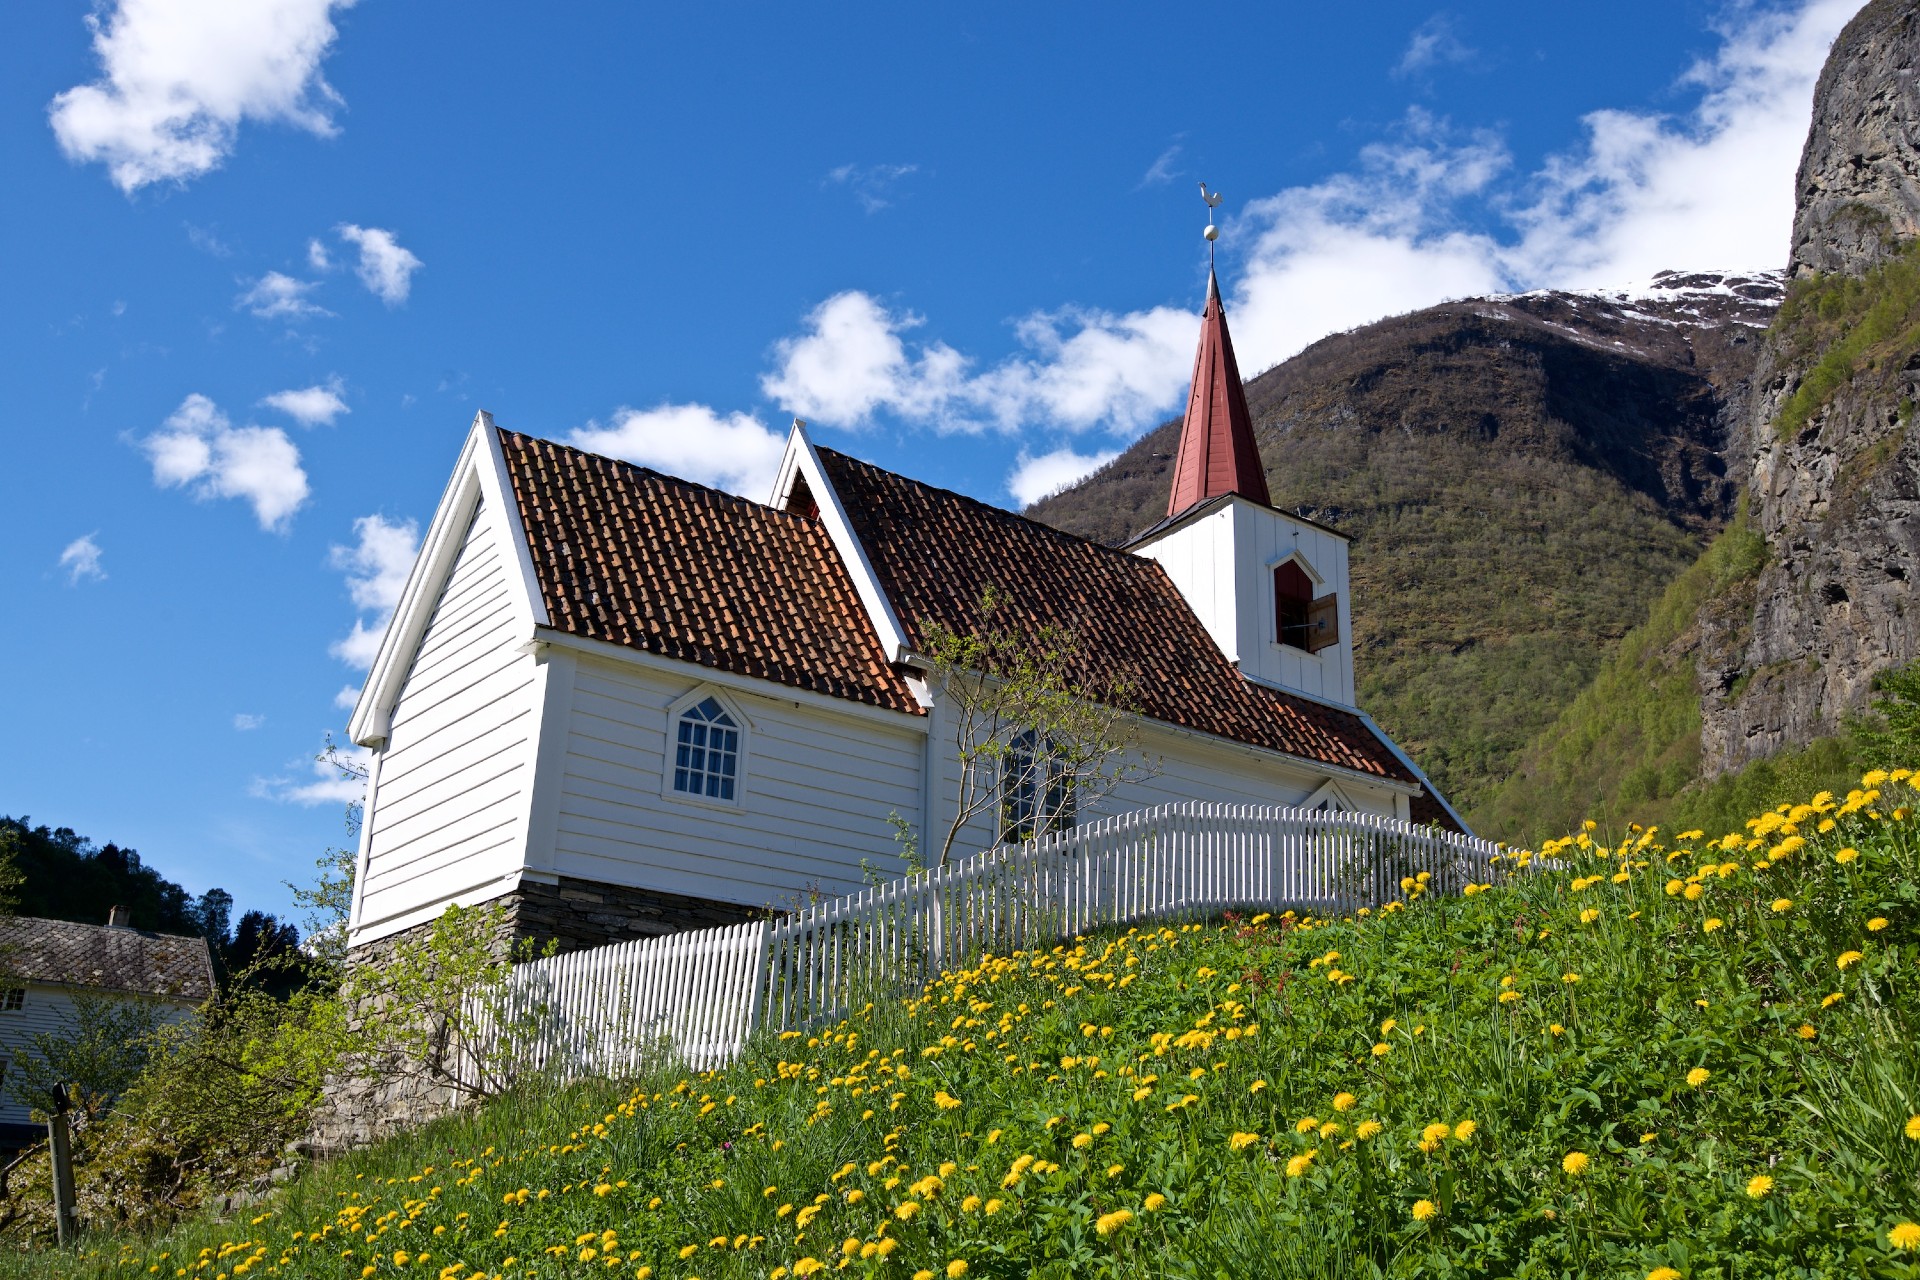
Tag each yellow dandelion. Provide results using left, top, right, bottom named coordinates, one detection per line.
left=1869, top=917, right=1889, bottom=931
left=1580, top=908, right=1600, bottom=924
left=1094, top=1209, right=1134, bottom=1237
left=1647, top=1268, right=1684, bottom=1280
left=1228, top=1132, right=1261, bottom=1151
left=894, top=1202, right=920, bottom=1221
left=1745, top=1174, right=1774, bottom=1199
left=1285, top=1151, right=1315, bottom=1178
left=1837, top=950, right=1864, bottom=970
left=1332, top=1091, right=1356, bottom=1112
left=1835, top=847, right=1859, bottom=864
left=1549, top=1023, right=1565, bottom=1036
left=1687, top=1067, right=1710, bottom=1088
left=1411, top=1199, right=1437, bottom=1222
left=1797, top=1024, right=1817, bottom=1039
left=946, top=1262, right=968, bottom=1278
left=1144, top=1192, right=1168, bottom=1211
left=1356, top=1120, right=1382, bottom=1140
left=1563, top=973, right=1581, bottom=984
left=1703, top=918, right=1724, bottom=933
left=1771, top=898, right=1792, bottom=913
left=1371, top=1042, right=1392, bottom=1057
left=1454, top=1120, right=1477, bottom=1141
left=1822, top=991, right=1845, bottom=1007
left=1562, top=1151, right=1590, bottom=1175
left=1903, top=1115, right=1920, bottom=1140
left=1890, top=1222, right=1920, bottom=1251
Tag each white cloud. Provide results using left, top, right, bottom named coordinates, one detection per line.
left=142, top=393, right=309, bottom=529
left=1138, top=143, right=1183, bottom=188
left=334, top=684, right=361, bottom=710
left=233, top=713, right=266, bottom=731
left=252, top=742, right=370, bottom=806
left=1396, top=14, right=1476, bottom=77
left=569, top=404, right=788, bottom=500
left=260, top=379, right=348, bottom=426
left=306, top=237, right=332, bottom=271
left=328, top=514, right=420, bottom=669
left=762, top=292, right=969, bottom=428
left=238, top=271, right=330, bottom=320
left=337, top=224, right=423, bottom=305
left=1007, top=446, right=1122, bottom=508
left=825, top=163, right=920, bottom=213
left=58, top=533, right=106, bottom=584
left=48, top=0, right=355, bottom=193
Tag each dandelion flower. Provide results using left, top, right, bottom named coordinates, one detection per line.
left=1837, top=951, right=1864, bottom=970
left=1250, top=1079, right=1267, bottom=1094
left=1498, top=991, right=1523, bottom=1004
left=1889, top=1222, right=1920, bottom=1251
left=1687, top=1068, right=1710, bottom=1088
left=1094, top=1209, right=1134, bottom=1237
left=1745, top=1174, right=1774, bottom=1199
left=1563, top=973, right=1581, bottom=984
left=1647, top=1269, right=1683, bottom=1280
left=1835, top=847, right=1859, bottom=864
left=1228, top=1132, right=1261, bottom=1151
left=1072, top=1133, right=1093, bottom=1149
left=1704, top=918, right=1724, bottom=933
left=894, top=1202, right=921, bottom=1221
left=1285, top=1151, right=1315, bottom=1177
left=1371, top=1042, right=1392, bottom=1057
left=1904, top=1115, right=1920, bottom=1141
left=1822, top=991, right=1845, bottom=1008
left=1411, top=1199, right=1437, bottom=1222
left=1562, top=1151, right=1590, bottom=1176
left=1869, top=917, right=1889, bottom=931
left=1144, top=1192, right=1168, bottom=1211
left=1797, top=1024, right=1817, bottom=1039
left=912, top=1272, right=935, bottom=1280
left=983, top=1199, right=1004, bottom=1215
left=1356, top=1120, right=1383, bottom=1140
left=1580, top=909, right=1600, bottom=924
left=1332, top=1092, right=1356, bottom=1112
left=947, top=1262, right=968, bottom=1278
left=1454, top=1120, right=1477, bottom=1141
left=1771, top=899, right=1792, bottom=913
left=1549, top=1023, right=1565, bottom=1037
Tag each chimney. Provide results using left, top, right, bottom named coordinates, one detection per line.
left=107, top=905, right=131, bottom=929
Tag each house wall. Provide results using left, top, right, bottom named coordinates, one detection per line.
left=352, top=501, right=543, bottom=943
left=0, top=984, right=196, bottom=1126
left=539, top=650, right=929, bottom=912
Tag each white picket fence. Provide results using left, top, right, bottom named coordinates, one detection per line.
left=467, top=801, right=1496, bottom=1085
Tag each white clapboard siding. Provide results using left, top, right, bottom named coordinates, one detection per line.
left=360, top=504, right=540, bottom=929
left=471, top=802, right=1497, bottom=1085
left=549, top=658, right=925, bottom=908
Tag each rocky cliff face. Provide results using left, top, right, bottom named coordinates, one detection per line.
left=1030, top=272, right=1780, bottom=814
left=1702, top=0, right=1920, bottom=776
left=1790, top=0, right=1920, bottom=277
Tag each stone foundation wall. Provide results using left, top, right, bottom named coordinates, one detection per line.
left=308, top=875, right=757, bottom=1152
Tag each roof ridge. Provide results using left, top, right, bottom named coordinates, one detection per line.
left=814, top=445, right=1155, bottom=565
left=498, top=428, right=828, bottom=533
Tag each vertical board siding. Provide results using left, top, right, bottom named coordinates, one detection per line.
left=360, top=505, right=539, bottom=930
left=471, top=802, right=1497, bottom=1086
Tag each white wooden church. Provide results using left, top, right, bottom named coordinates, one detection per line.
left=343, top=272, right=1463, bottom=953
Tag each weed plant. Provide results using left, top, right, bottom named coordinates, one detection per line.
left=17, top=774, right=1920, bottom=1279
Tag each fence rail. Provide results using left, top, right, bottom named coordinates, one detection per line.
left=470, top=801, right=1496, bottom=1085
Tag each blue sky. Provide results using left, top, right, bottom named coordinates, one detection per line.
left=0, top=0, right=1863, bottom=925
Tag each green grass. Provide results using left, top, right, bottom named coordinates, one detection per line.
left=1469, top=506, right=1768, bottom=846
left=14, top=775, right=1920, bottom=1280
left=1773, top=240, right=1920, bottom=441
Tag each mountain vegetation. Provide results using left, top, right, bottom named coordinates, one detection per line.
left=12, top=772, right=1918, bottom=1278
left=1030, top=277, right=1780, bottom=824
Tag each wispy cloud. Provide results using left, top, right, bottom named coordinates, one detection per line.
left=329, top=514, right=420, bottom=669
left=337, top=224, right=423, bottom=305
left=1007, top=446, right=1122, bottom=508
left=252, top=741, right=370, bottom=806
left=825, top=163, right=921, bottom=213
left=569, top=404, right=788, bottom=501
left=1395, top=13, right=1477, bottom=78
left=48, top=0, right=356, bottom=193
left=260, top=378, right=348, bottom=426
left=142, top=394, right=310, bottom=530
left=1138, top=142, right=1183, bottom=189
left=58, top=533, right=106, bottom=584
left=233, top=713, right=266, bottom=731
left=237, top=271, right=330, bottom=321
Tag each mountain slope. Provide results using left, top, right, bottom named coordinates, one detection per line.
left=1029, top=273, right=1781, bottom=819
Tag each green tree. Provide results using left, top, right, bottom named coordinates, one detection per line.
left=1851, top=660, right=1920, bottom=767
left=6, top=993, right=171, bottom=1123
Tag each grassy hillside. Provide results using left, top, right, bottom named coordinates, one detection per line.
left=1468, top=507, right=1767, bottom=845
left=24, top=774, right=1920, bottom=1279
left=1032, top=286, right=1774, bottom=817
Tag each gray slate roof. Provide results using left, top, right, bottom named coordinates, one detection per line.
left=0, top=917, right=216, bottom=1003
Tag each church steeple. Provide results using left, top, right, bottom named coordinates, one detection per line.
left=1166, top=269, right=1270, bottom=517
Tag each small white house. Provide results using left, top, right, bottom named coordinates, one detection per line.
left=344, top=271, right=1464, bottom=955
left=0, top=909, right=215, bottom=1147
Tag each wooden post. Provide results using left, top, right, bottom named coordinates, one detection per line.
left=48, top=1083, right=78, bottom=1246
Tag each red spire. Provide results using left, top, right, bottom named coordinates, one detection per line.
left=1166, top=271, right=1270, bottom=517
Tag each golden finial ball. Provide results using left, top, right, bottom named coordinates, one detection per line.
left=1203, top=223, right=1219, bottom=241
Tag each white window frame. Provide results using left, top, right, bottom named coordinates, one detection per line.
left=661, top=685, right=752, bottom=813
left=1302, top=779, right=1354, bottom=814
left=0, top=988, right=21, bottom=1013
left=1266, top=550, right=1329, bottom=659
left=999, top=729, right=1076, bottom=844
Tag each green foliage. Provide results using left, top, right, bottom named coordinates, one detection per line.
left=1665, top=736, right=1868, bottom=844
left=4, top=993, right=170, bottom=1122
left=1772, top=239, right=1920, bottom=439
left=1854, top=661, right=1920, bottom=769
left=0, top=818, right=197, bottom=936
left=1472, top=507, right=1769, bottom=845
left=921, top=586, right=1155, bottom=868
left=23, top=779, right=1920, bottom=1279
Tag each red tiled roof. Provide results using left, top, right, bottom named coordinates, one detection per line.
left=816, top=447, right=1419, bottom=785
left=496, top=431, right=920, bottom=716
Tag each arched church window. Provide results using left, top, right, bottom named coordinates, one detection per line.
left=673, top=696, right=740, bottom=802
